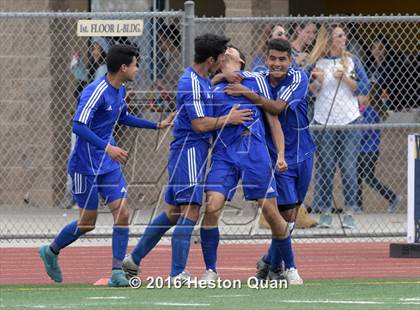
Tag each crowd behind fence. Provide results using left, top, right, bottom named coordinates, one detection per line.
left=0, top=7, right=419, bottom=243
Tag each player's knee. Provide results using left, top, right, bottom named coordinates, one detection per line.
left=113, top=207, right=130, bottom=225
left=205, top=202, right=222, bottom=217
left=180, top=204, right=200, bottom=222
left=261, top=205, right=277, bottom=221
left=202, top=211, right=220, bottom=227
left=78, top=210, right=97, bottom=232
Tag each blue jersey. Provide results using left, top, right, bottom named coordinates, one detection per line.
left=360, top=106, right=381, bottom=153
left=171, top=66, right=213, bottom=150
left=264, top=68, right=316, bottom=164
left=212, top=71, right=271, bottom=148
left=69, top=76, right=127, bottom=175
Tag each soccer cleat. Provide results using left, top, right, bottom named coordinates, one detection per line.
left=342, top=214, right=356, bottom=229
left=170, top=271, right=192, bottom=286
left=39, top=245, right=63, bottom=283
left=283, top=267, right=303, bottom=285
left=108, top=269, right=130, bottom=287
left=122, top=254, right=140, bottom=279
left=318, top=214, right=332, bottom=228
left=267, top=268, right=286, bottom=282
left=200, top=269, right=219, bottom=283
left=388, top=195, right=401, bottom=213
left=255, top=256, right=270, bottom=280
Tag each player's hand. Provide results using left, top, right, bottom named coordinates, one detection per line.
left=276, top=156, right=288, bottom=172
left=224, top=72, right=243, bottom=84
left=158, top=112, right=176, bottom=129
left=311, top=67, right=324, bottom=83
left=225, top=83, right=249, bottom=97
left=228, top=105, right=253, bottom=125
left=105, top=144, right=129, bottom=164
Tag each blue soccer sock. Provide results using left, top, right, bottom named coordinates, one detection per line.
left=270, top=236, right=296, bottom=271
left=170, top=217, right=196, bottom=277
left=50, top=220, right=84, bottom=254
left=263, top=244, right=273, bottom=265
left=264, top=221, right=295, bottom=267
left=131, top=212, right=173, bottom=266
left=112, top=226, right=129, bottom=270
left=200, top=227, right=220, bottom=272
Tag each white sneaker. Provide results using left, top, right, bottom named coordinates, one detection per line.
left=200, top=269, right=219, bottom=283
left=122, top=254, right=140, bottom=279
left=170, top=271, right=192, bottom=286
left=283, top=268, right=303, bottom=285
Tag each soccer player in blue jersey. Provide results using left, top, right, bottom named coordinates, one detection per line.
left=39, top=45, right=174, bottom=287
left=122, top=34, right=253, bottom=283
left=225, top=39, right=316, bottom=284
left=199, top=46, right=294, bottom=282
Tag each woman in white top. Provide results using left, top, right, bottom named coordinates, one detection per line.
left=306, top=24, right=370, bottom=229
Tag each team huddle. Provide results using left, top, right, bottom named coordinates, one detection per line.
left=39, top=33, right=315, bottom=287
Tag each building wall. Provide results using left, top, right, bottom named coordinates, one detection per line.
left=225, top=0, right=289, bottom=16
left=0, top=0, right=89, bottom=207
left=90, top=0, right=150, bottom=12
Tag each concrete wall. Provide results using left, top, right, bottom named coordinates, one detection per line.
left=0, top=0, right=89, bottom=207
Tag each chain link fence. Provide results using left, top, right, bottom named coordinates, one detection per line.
left=0, top=9, right=419, bottom=243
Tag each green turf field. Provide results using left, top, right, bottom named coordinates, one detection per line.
left=1, top=279, right=419, bottom=310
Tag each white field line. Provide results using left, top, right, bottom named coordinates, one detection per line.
left=86, top=296, right=127, bottom=300
left=208, top=294, right=250, bottom=298
left=154, top=302, right=210, bottom=307
left=274, top=299, right=420, bottom=306
left=400, top=298, right=420, bottom=301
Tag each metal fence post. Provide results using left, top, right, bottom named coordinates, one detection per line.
left=183, top=0, right=195, bottom=68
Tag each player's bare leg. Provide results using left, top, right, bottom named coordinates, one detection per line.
left=78, top=208, right=98, bottom=233
left=259, top=198, right=288, bottom=235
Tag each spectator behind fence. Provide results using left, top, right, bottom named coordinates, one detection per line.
left=306, top=24, right=370, bottom=229
left=70, top=37, right=111, bottom=98
left=291, top=22, right=318, bottom=121
left=290, top=22, right=317, bottom=68
left=251, top=24, right=288, bottom=73
left=148, top=23, right=181, bottom=112
left=357, top=83, right=401, bottom=214
left=366, top=34, right=418, bottom=111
